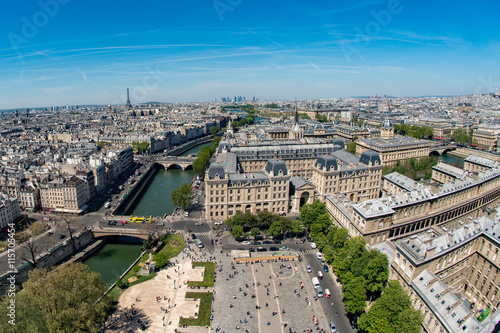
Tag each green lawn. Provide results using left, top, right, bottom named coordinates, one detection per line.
left=179, top=292, right=213, bottom=327
left=153, top=234, right=186, bottom=268
left=109, top=234, right=186, bottom=302
left=187, top=262, right=215, bottom=288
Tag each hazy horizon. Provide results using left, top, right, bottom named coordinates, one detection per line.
left=1, top=0, right=499, bottom=109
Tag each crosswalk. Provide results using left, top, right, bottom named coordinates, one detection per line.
left=191, top=232, right=211, bottom=236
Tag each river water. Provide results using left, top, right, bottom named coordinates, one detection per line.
left=131, top=143, right=210, bottom=217
left=85, top=143, right=210, bottom=286
left=83, top=241, right=142, bottom=286
left=437, top=152, right=465, bottom=167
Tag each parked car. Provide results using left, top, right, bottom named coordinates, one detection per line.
left=58, top=234, right=66, bottom=239
left=107, top=220, right=117, bottom=225
left=185, top=212, right=189, bottom=217
left=325, top=289, right=331, bottom=298
left=263, top=240, right=272, bottom=244
left=329, top=321, right=337, bottom=333
left=316, top=252, right=323, bottom=260
left=279, top=246, right=290, bottom=251
left=156, top=222, right=164, bottom=226
left=191, top=233, right=197, bottom=239
left=323, top=265, right=329, bottom=272
left=256, top=247, right=267, bottom=252
left=269, top=246, right=279, bottom=251
left=214, top=221, right=223, bottom=225
left=306, top=265, right=312, bottom=273
left=310, top=242, right=317, bottom=249
left=242, top=241, right=251, bottom=245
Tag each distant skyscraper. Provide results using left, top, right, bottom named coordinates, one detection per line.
left=14, top=110, right=18, bottom=118
left=125, top=88, right=132, bottom=111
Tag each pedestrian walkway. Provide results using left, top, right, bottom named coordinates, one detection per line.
left=106, top=247, right=209, bottom=333
left=211, top=249, right=329, bottom=332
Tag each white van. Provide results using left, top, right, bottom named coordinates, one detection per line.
left=317, top=271, right=324, bottom=280
left=312, top=277, right=320, bottom=288
left=195, top=239, right=204, bottom=248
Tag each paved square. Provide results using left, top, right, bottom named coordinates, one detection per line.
left=211, top=249, right=329, bottom=333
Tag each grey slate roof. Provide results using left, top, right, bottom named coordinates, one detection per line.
left=265, top=159, right=288, bottom=176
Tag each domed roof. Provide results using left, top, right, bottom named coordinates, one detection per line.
left=381, top=118, right=393, bottom=129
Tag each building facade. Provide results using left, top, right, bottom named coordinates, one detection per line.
left=0, top=192, right=21, bottom=229
left=326, top=156, right=500, bottom=245
left=40, top=176, right=88, bottom=213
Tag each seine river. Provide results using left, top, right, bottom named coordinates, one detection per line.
left=83, top=241, right=142, bottom=287
left=131, top=143, right=208, bottom=217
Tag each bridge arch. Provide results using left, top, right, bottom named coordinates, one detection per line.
left=91, top=231, right=150, bottom=241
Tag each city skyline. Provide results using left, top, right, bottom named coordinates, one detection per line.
left=1, top=0, right=499, bottom=109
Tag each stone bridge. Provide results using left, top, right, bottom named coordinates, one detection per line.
left=429, top=143, right=457, bottom=155
left=155, top=157, right=197, bottom=170
left=92, top=227, right=152, bottom=240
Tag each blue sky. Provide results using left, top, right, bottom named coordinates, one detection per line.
left=0, top=0, right=499, bottom=109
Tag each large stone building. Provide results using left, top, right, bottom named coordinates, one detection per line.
left=473, top=124, right=500, bottom=151
left=390, top=213, right=500, bottom=332
left=228, top=140, right=345, bottom=179
left=205, top=154, right=290, bottom=220
left=311, top=150, right=383, bottom=203
left=40, top=176, right=88, bottom=213
left=355, top=119, right=431, bottom=167
left=206, top=137, right=384, bottom=218
left=326, top=155, right=500, bottom=245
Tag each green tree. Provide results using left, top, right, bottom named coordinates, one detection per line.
left=132, top=141, right=150, bottom=154
left=210, top=126, right=218, bottom=135
left=343, top=276, right=367, bottom=315
left=15, top=231, right=29, bottom=243
left=29, top=221, right=46, bottom=236
left=358, top=280, right=422, bottom=333
left=171, top=183, right=195, bottom=210
left=97, top=141, right=107, bottom=149
left=292, top=219, right=303, bottom=235
left=250, top=227, right=261, bottom=237
left=300, top=200, right=327, bottom=229
left=0, top=262, right=112, bottom=333
left=315, top=113, right=328, bottom=123
left=347, top=141, right=357, bottom=154
left=231, top=225, right=244, bottom=238
left=268, top=221, right=283, bottom=237
left=363, top=250, right=389, bottom=297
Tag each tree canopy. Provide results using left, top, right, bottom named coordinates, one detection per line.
left=382, top=156, right=438, bottom=181
left=299, top=201, right=391, bottom=321
left=171, top=183, right=195, bottom=209
left=225, top=210, right=300, bottom=238
left=0, top=262, right=111, bottom=333
left=347, top=141, right=357, bottom=154
left=132, top=141, right=149, bottom=154
left=393, top=124, right=433, bottom=139
left=358, top=280, right=422, bottom=333
left=451, top=128, right=473, bottom=144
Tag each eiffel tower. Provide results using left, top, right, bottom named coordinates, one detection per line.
left=125, top=88, right=132, bottom=111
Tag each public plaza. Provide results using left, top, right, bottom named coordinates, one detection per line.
left=106, top=235, right=331, bottom=333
